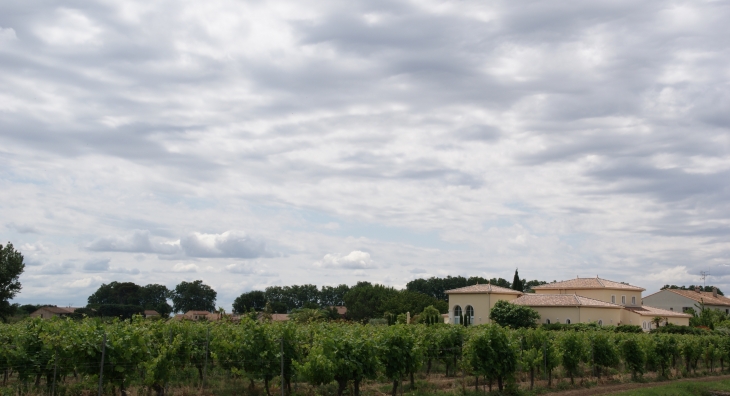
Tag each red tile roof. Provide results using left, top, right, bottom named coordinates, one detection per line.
left=624, top=305, right=691, bottom=318
left=532, top=277, right=644, bottom=291
left=513, top=294, right=623, bottom=308
left=645, top=289, right=730, bottom=307
left=445, top=284, right=522, bottom=295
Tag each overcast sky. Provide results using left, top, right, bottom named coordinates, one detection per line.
left=1, top=0, right=729, bottom=309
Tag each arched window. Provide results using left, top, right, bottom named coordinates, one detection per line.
left=546, top=319, right=551, bottom=324
left=453, top=305, right=462, bottom=324
left=598, top=320, right=603, bottom=326
left=465, top=305, right=474, bottom=326
left=642, top=321, right=647, bottom=329
left=566, top=319, right=571, bottom=324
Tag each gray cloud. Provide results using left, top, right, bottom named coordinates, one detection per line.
left=87, top=230, right=180, bottom=255
left=180, top=231, right=276, bottom=259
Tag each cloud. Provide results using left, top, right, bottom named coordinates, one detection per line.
left=64, top=276, right=103, bottom=289
left=314, top=251, right=375, bottom=269
left=82, top=259, right=139, bottom=274
left=225, top=262, right=278, bottom=276
left=86, top=230, right=180, bottom=254
left=171, top=263, right=198, bottom=273
left=7, top=222, right=40, bottom=234
left=180, top=231, right=277, bottom=259
left=40, top=262, right=75, bottom=274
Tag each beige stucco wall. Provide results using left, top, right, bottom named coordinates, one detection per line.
left=643, top=290, right=730, bottom=314
left=621, top=310, right=690, bottom=331
left=448, top=293, right=519, bottom=325
left=532, top=306, right=622, bottom=325
left=29, top=308, right=64, bottom=319
left=535, top=288, right=642, bottom=307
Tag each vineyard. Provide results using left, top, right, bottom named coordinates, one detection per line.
left=1, top=317, right=730, bottom=396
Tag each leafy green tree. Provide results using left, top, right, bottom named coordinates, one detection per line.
left=559, top=331, right=588, bottom=384
left=344, top=282, right=398, bottom=322
left=512, top=269, right=523, bottom=292
left=518, top=328, right=548, bottom=390
left=653, top=334, right=678, bottom=378
left=622, top=336, right=646, bottom=379
left=463, top=324, right=517, bottom=392
left=489, top=300, right=540, bottom=328
left=377, top=325, right=421, bottom=396
left=0, top=242, right=25, bottom=321
left=319, top=284, right=350, bottom=307
left=590, top=332, right=619, bottom=378
left=380, top=290, right=447, bottom=317
left=139, top=284, right=172, bottom=317
left=171, top=280, right=216, bottom=313
left=232, top=290, right=267, bottom=313
left=418, top=305, right=442, bottom=325
left=88, top=281, right=142, bottom=305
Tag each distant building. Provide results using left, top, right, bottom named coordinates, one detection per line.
left=513, top=294, right=623, bottom=326
left=30, top=307, right=79, bottom=319
left=445, top=283, right=523, bottom=325
left=643, top=288, right=730, bottom=315
left=144, top=310, right=160, bottom=318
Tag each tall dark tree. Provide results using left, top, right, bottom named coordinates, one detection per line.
left=232, top=290, right=267, bottom=313
left=343, top=281, right=398, bottom=322
left=139, top=284, right=173, bottom=317
left=88, top=281, right=143, bottom=305
left=319, top=284, right=350, bottom=306
left=512, top=269, right=524, bottom=292
left=171, top=280, right=217, bottom=313
left=0, top=242, right=25, bottom=321
left=380, top=290, right=448, bottom=316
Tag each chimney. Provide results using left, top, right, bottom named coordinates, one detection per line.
left=713, top=287, right=718, bottom=298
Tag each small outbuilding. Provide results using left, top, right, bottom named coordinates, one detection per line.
left=446, top=284, right=522, bottom=325
left=512, top=294, right=623, bottom=326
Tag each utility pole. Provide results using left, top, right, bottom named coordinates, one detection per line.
left=701, top=271, right=710, bottom=288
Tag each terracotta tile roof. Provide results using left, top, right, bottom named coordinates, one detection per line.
left=144, top=310, right=160, bottom=316
left=445, top=284, right=523, bottom=295
left=532, top=277, right=644, bottom=291
left=624, top=305, right=692, bottom=318
left=331, top=306, right=347, bottom=315
left=513, top=294, right=623, bottom=308
left=185, top=310, right=212, bottom=315
left=35, top=307, right=77, bottom=314
left=649, top=289, right=730, bottom=307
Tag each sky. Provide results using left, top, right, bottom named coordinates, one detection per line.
left=1, top=0, right=729, bottom=310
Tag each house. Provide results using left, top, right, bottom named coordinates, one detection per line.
left=447, top=276, right=690, bottom=330
left=512, top=294, right=623, bottom=325
left=623, top=305, right=693, bottom=330
left=144, top=310, right=160, bottom=318
left=30, top=306, right=80, bottom=319
left=643, top=288, right=730, bottom=315
left=445, top=283, right=523, bottom=325
left=257, top=313, right=289, bottom=322
left=532, top=277, right=645, bottom=307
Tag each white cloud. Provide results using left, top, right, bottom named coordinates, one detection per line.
left=314, top=251, right=375, bottom=269
left=171, top=263, right=198, bottom=273
left=180, top=231, right=276, bottom=258
left=226, top=262, right=278, bottom=276
left=87, top=230, right=180, bottom=255
left=64, top=276, right=103, bottom=289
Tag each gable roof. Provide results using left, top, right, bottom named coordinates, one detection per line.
left=645, top=289, right=730, bottom=307
left=445, top=284, right=522, bottom=295
left=624, top=305, right=691, bottom=318
left=34, top=307, right=77, bottom=314
left=144, top=310, right=160, bottom=316
left=185, top=310, right=212, bottom=315
left=531, top=277, right=644, bottom=292
left=513, top=294, right=623, bottom=308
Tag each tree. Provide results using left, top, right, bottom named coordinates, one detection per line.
left=559, top=331, right=588, bottom=384
left=380, top=290, right=447, bottom=317
left=233, top=290, right=267, bottom=313
left=512, top=269, right=523, bottom=292
left=489, top=300, right=540, bottom=329
left=88, top=281, right=142, bottom=305
left=289, top=308, right=327, bottom=324
left=171, top=280, right=217, bottom=313
left=320, top=284, right=350, bottom=307
left=343, top=282, right=398, bottom=322
left=464, top=324, right=517, bottom=392
left=139, top=284, right=172, bottom=317
left=0, top=242, right=25, bottom=321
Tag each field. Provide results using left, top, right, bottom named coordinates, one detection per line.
left=2, top=317, right=730, bottom=395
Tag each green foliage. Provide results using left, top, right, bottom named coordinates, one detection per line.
left=171, top=280, right=217, bottom=313
left=418, top=305, right=442, bottom=325
left=289, top=307, right=327, bottom=323
left=343, top=282, right=399, bottom=322
left=87, top=281, right=172, bottom=317
left=622, top=336, right=646, bottom=379
left=615, top=324, right=643, bottom=333
left=463, top=324, right=517, bottom=392
left=661, top=284, right=724, bottom=295
left=405, top=276, right=513, bottom=301
left=0, top=242, right=25, bottom=321
left=590, top=332, right=620, bottom=378
left=651, top=323, right=709, bottom=335
left=489, top=300, right=540, bottom=329
left=559, top=331, right=588, bottom=384
left=512, top=269, right=523, bottom=292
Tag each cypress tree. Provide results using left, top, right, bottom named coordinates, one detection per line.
left=512, top=269, right=524, bottom=292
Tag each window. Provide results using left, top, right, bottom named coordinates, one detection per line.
left=611, top=295, right=616, bottom=304
left=726, top=309, right=729, bottom=314
left=546, top=319, right=551, bottom=324
left=621, top=296, right=626, bottom=305
left=631, top=296, right=636, bottom=305
left=566, top=319, right=571, bottom=324
left=642, top=321, right=647, bottom=329
left=465, top=306, right=475, bottom=326
left=453, top=305, right=462, bottom=324
left=598, top=320, right=603, bottom=326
